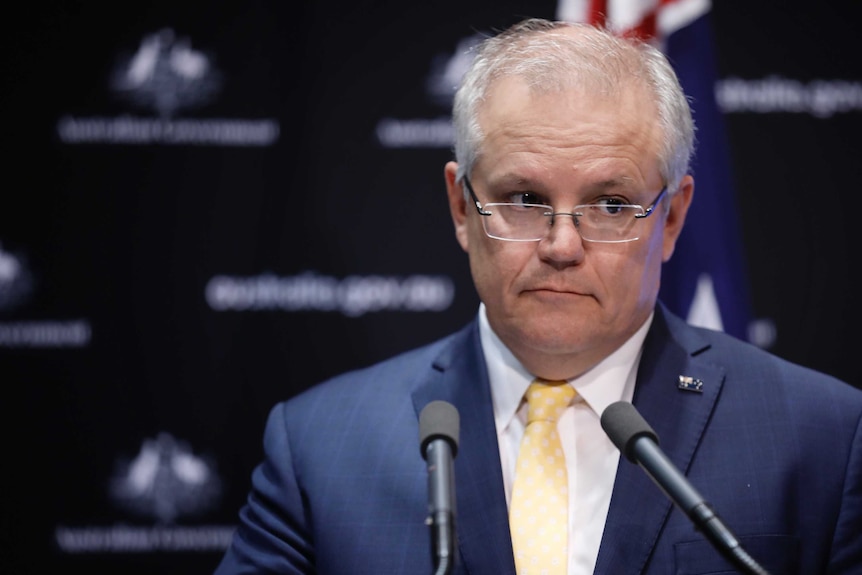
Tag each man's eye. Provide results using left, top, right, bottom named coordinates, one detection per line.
left=509, top=192, right=544, bottom=206
left=593, top=197, right=629, bottom=215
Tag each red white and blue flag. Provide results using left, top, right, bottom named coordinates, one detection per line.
left=558, top=0, right=753, bottom=340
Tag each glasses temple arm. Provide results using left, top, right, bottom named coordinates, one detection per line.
left=462, top=176, right=493, bottom=216
left=633, top=186, right=669, bottom=219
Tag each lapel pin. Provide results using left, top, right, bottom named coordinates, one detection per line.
left=677, top=375, right=703, bottom=393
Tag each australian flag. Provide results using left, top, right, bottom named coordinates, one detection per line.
left=557, top=0, right=753, bottom=341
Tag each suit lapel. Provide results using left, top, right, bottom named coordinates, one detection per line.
left=412, top=321, right=517, bottom=575
left=595, top=306, right=726, bottom=573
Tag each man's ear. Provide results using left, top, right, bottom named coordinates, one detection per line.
left=662, top=174, right=694, bottom=262
left=445, top=161, right=470, bottom=252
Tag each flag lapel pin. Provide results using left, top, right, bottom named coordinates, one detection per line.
left=677, top=375, right=704, bottom=393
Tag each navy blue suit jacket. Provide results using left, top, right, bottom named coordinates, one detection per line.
left=215, top=303, right=862, bottom=574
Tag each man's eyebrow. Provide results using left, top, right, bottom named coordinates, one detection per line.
left=484, top=175, right=637, bottom=191
left=486, top=174, right=541, bottom=187
left=585, top=177, right=636, bottom=191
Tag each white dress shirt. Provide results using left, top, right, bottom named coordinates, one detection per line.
left=478, top=303, right=651, bottom=574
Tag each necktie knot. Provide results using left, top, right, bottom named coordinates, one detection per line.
left=526, top=379, right=575, bottom=425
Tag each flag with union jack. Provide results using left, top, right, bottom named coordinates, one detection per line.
left=557, top=0, right=753, bottom=341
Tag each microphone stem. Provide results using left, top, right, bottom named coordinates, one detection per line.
left=633, top=438, right=772, bottom=575
left=433, top=555, right=453, bottom=575
left=427, top=440, right=456, bottom=574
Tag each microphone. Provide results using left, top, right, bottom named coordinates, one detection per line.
left=419, top=401, right=460, bottom=575
left=600, top=401, right=771, bottom=575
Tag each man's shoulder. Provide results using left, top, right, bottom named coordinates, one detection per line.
left=657, top=303, right=861, bottom=403
left=283, top=319, right=478, bottom=406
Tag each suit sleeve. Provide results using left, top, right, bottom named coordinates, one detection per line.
left=830, top=409, right=862, bottom=573
left=213, top=402, right=314, bottom=574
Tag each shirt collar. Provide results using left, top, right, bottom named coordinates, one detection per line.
left=478, top=302, right=652, bottom=431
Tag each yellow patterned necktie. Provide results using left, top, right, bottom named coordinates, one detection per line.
left=510, top=379, right=575, bottom=574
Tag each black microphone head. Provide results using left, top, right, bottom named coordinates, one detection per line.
left=419, top=400, right=460, bottom=459
left=600, top=401, right=659, bottom=463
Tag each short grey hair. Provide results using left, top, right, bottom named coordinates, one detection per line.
left=452, top=18, right=695, bottom=195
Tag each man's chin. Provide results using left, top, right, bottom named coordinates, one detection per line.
left=516, top=294, right=599, bottom=325
left=505, top=322, right=594, bottom=355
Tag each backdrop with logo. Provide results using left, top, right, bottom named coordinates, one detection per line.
left=2, top=1, right=860, bottom=573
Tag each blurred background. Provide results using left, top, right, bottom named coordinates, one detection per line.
left=3, top=1, right=860, bottom=573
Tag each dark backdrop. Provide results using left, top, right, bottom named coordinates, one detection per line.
left=2, top=1, right=860, bottom=573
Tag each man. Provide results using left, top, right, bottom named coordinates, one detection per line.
left=214, top=18, right=862, bottom=574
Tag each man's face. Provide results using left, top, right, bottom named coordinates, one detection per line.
left=445, top=76, right=693, bottom=380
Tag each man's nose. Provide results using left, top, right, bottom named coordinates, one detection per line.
left=537, top=212, right=586, bottom=261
